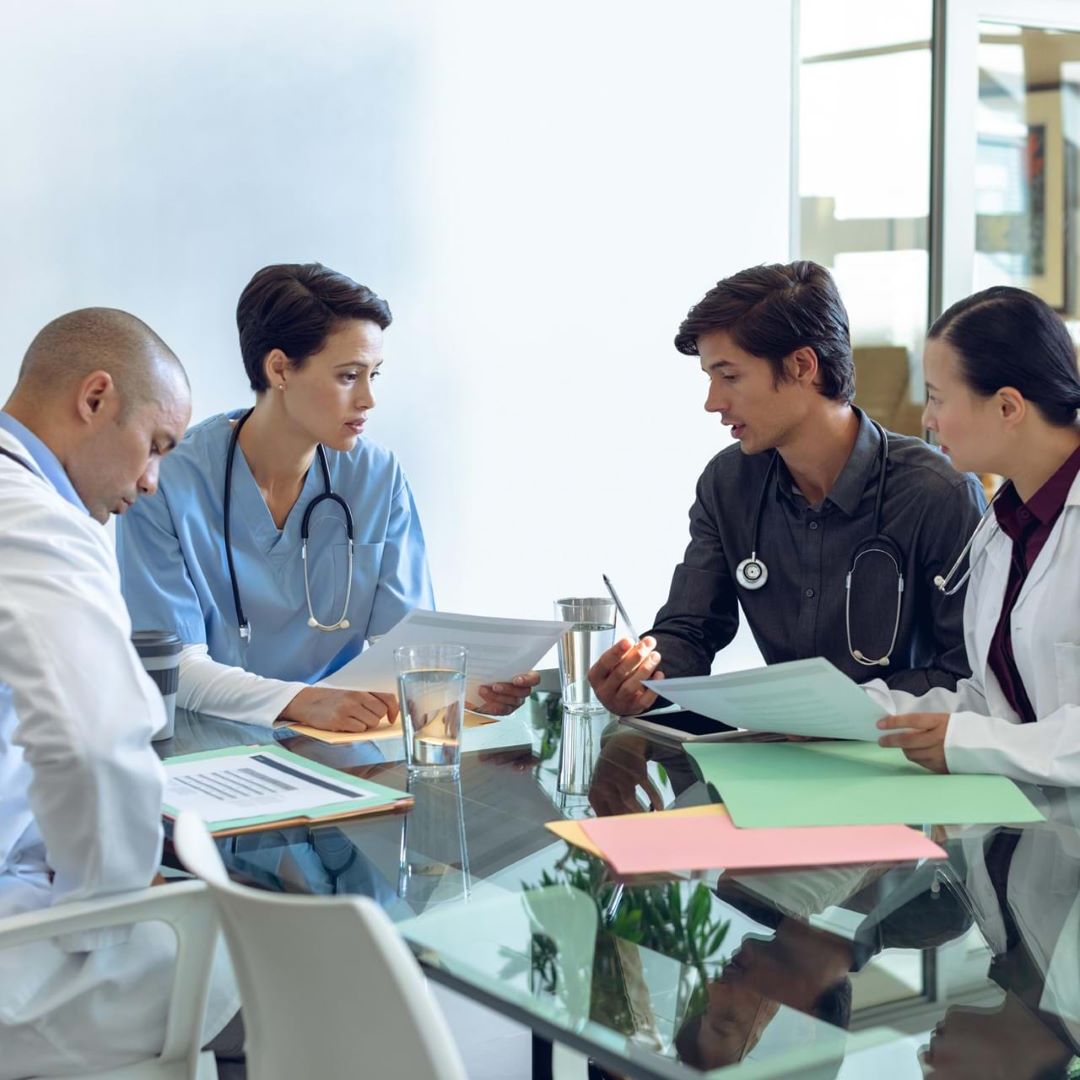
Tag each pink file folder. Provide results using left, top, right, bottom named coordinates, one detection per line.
left=579, top=805, right=945, bottom=875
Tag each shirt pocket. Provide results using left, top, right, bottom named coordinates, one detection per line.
left=1053, top=642, right=1080, bottom=707
left=333, top=541, right=385, bottom=629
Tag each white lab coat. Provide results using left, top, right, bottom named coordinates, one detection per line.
left=0, top=428, right=237, bottom=1078
left=944, top=789, right=1080, bottom=1043
left=865, top=471, right=1080, bottom=786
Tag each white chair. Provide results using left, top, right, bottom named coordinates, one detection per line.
left=173, top=812, right=468, bottom=1080
left=0, top=880, right=220, bottom=1079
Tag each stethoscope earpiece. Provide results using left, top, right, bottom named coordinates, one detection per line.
left=852, top=649, right=889, bottom=667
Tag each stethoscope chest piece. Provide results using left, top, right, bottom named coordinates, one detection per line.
left=736, top=554, right=768, bottom=590
left=734, top=421, right=907, bottom=667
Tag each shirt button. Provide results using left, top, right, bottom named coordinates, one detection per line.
left=805, top=588, right=815, bottom=598
left=1018, top=508, right=1030, bottom=520
left=809, top=521, right=819, bottom=530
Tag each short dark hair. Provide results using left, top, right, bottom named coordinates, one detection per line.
left=674, top=261, right=855, bottom=403
left=929, top=286, right=1080, bottom=427
left=236, top=263, right=392, bottom=393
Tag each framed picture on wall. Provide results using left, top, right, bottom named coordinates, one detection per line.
left=1024, top=88, right=1066, bottom=311
left=975, top=87, right=1067, bottom=312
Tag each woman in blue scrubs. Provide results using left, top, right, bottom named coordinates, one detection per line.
left=117, top=263, right=536, bottom=731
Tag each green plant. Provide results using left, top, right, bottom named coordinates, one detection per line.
left=527, top=848, right=730, bottom=1025
left=526, top=691, right=563, bottom=766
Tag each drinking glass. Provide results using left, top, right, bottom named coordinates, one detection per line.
left=394, top=644, right=467, bottom=778
left=554, top=597, right=616, bottom=714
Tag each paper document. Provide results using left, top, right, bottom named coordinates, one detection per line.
left=162, top=744, right=410, bottom=834
left=318, top=609, right=572, bottom=702
left=645, top=657, right=886, bottom=740
left=686, top=741, right=1044, bottom=828
left=545, top=805, right=721, bottom=859
left=578, top=804, right=945, bottom=875
left=285, top=711, right=498, bottom=745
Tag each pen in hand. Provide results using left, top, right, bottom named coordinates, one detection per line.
left=602, top=573, right=640, bottom=643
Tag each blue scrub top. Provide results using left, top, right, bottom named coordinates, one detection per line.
left=116, top=411, right=434, bottom=684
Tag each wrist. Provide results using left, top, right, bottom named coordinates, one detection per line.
left=279, top=685, right=316, bottom=722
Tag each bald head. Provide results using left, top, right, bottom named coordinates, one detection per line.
left=5, top=308, right=192, bottom=523
left=16, top=307, right=188, bottom=416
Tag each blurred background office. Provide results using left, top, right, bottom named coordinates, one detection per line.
left=1, top=0, right=1078, bottom=681
left=0, top=0, right=789, bottom=674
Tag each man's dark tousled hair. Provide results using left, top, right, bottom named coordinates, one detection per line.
left=929, top=285, right=1080, bottom=427
left=237, top=263, right=392, bottom=393
left=674, top=261, right=855, bottom=403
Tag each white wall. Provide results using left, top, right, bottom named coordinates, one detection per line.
left=0, top=1, right=791, bottom=668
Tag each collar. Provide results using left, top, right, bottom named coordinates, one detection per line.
left=0, top=411, right=88, bottom=513
left=994, top=441, right=1080, bottom=533
left=775, top=407, right=880, bottom=518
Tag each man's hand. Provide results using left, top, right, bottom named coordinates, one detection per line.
left=469, top=671, right=541, bottom=716
left=281, top=686, right=399, bottom=733
left=588, top=637, right=664, bottom=716
left=878, top=712, right=950, bottom=773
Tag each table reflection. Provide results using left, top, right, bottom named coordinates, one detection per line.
left=159, top=700, right=1080, bottom=1077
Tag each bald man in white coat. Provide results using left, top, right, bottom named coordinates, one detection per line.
left=0, top=309, right=238, bottom=1077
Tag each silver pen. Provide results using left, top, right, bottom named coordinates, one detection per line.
left=602, top=573, right=640, bottom=642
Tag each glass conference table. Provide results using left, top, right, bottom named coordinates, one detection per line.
left=160, top=696, right=1080, bottom=1079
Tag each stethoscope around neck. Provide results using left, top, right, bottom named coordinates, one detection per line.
left=735, top=421, right=904, bottom=668
left=224, top=408, right=354, bottom=643
left=931, top=485, right=1004, bottom=596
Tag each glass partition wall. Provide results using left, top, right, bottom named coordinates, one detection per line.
left=974, top=23, right=1080, bottom=341
left=797, top=0, right=1080, bottom=1040
left=798, top=0, right=934, bottom=437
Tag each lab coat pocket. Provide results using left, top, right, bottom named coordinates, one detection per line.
left=1054, top=642, right=1080, bottom=707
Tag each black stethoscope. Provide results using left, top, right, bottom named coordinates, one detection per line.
left=0, top=446, right=35, bottom=475
left=932, top=488, right=1004, bottom=596
left=735, top=421, right=904, bottom=668
left=224, top=409, right=354, bottom=643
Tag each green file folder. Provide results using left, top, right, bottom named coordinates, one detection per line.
left=686, top=740, right=1044, bottom=828
left=162, top=743, right=412, bottom=836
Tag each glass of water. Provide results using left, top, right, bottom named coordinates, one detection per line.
left=394, top=644, right=468, bottom=778
left=554, top=597, right=616, bottom=714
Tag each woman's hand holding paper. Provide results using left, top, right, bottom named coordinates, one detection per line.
left=470, top=671, right=541, bottom=715
left=877, top=712, right=951, bottom=773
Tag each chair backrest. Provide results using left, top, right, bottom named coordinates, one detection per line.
left=0, top=876, right=220, bottom=1080
left=174, top=814, right=467, bottom=1080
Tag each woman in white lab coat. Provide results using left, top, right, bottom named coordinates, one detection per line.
left=871, top=286, right=1080, bottom=784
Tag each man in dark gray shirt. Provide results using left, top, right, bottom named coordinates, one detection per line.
left=589, top=260, right=985, bottom=717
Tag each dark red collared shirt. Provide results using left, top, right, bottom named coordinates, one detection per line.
left=987, top=443, right=1080, bottom=723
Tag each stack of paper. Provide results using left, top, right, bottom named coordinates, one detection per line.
left=162, top=744, right=412, bottom=836
left=546, top=805, right=945, bottom=875
left=318, top=609, right=571, bottom=703
left=644, top=657, right=885, bottom=740
left=686, top=741, right=1044, bottom=828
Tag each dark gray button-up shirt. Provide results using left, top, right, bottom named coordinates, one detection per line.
left=648, top=409, right=987, bottom=694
